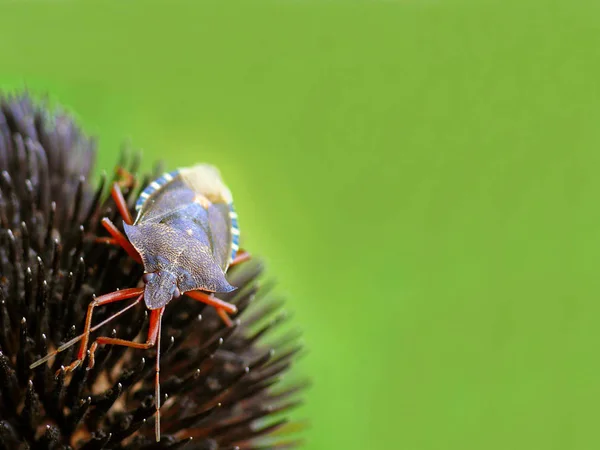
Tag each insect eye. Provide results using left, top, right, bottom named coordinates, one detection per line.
left=143, top=272, right=156, bottom=283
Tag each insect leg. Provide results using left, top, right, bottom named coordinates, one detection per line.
left=224, top=250, right=250, bottom=323
left=216, top=308, right=233, bottom=327
left=100, top=217, right=142, bottom=264
left=155, top=310, right=163, bottom=442
left=86, top=306, right=163, bottom=367
left=95, top=237, right=118, bottom=245
left=30, top=292, right=144, bottom=369
left=85, top=307, right=165, bottom=442
left=111, top=182, right=134, bottom=225
left=115, top=166, right=136, bottom=190
left=185, top=290, right=237, bottom=327
left=230, top=249, right=251, bottom=267
left=60, top=288, right=145, bottom=374
left=185, top=291, right=237, bottom=314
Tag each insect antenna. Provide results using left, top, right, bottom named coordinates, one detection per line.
left=29, top=294, right=143, bottom=369
left=155, top=314, right=162, bottom=442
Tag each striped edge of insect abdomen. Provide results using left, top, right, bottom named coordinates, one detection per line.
left=135, top=169, right=181, bottom=211
left=230, top=203, right=240, bottom=263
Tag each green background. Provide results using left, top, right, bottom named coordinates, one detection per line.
left=1, top=1, right=599, bottom=449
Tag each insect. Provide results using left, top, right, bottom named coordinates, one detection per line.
left=31, top=163, right=250, bottom=441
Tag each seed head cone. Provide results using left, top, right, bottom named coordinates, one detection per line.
left=0, top=93, right=304, bottom=450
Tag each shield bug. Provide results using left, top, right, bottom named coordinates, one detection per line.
left=31, top=163, right=250, bottom=441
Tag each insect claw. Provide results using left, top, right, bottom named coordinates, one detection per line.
left=95, top=237, right=117, bottom=245
left=86, top=348, right=96, bottom=370
left=230, top=250, right=251, bottom=267
left=216, top=308, right=233, bottom=327
left=61, top=359, right=82, bottom=375
left=115, top=167, right=136, bottom=190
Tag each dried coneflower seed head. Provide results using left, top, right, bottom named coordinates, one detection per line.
left=0, top=92, right=304, bottom=450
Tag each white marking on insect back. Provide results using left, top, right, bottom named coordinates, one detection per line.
left=229, top=211, right=238, bottom=220
left=232, top=228, right=240, bottom=236
left=231, top=242, right=239, bottom=251
left=149, top=181, right=161, bottom=190
left=179, top=164, right=233, bottom=204
left=193, top=194, right=212, bottom=209
left=164, top=173, right=174, bottom=182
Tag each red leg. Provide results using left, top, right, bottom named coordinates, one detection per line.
left=101, top=217, right=142, bottom=264
left=115, top=167, right=136, bottom=190
left=154, top=310, right=163, bottom=442
left=29, top=291, right=145, bottom=370
left=186, top=290, right=237, bottom=327
left=60, top=287, right=145, bottom=374
left=185, top=290, right=237, bottom=314
left=86, top=307, right=165, bottom=442
left=111, top=182, right=134, bottom=226
left=95, top=237, right=118, bottom=245
left=216, top=308, right=233, bottom=327
left=230, top=249, right=251, bottom=267
left=86, top=306, right=163, bottom=368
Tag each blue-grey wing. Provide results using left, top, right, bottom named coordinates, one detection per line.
left=207, top=203, right=234, bottom=269
left=134, top=168, right=238, bottom=270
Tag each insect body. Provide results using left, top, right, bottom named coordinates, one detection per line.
left=30, top=164, right=250, bottom=442
left=126, top=165, right=240, bottom=308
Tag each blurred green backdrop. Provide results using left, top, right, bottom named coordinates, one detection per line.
left=2, top=0, right=600, bottom=449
